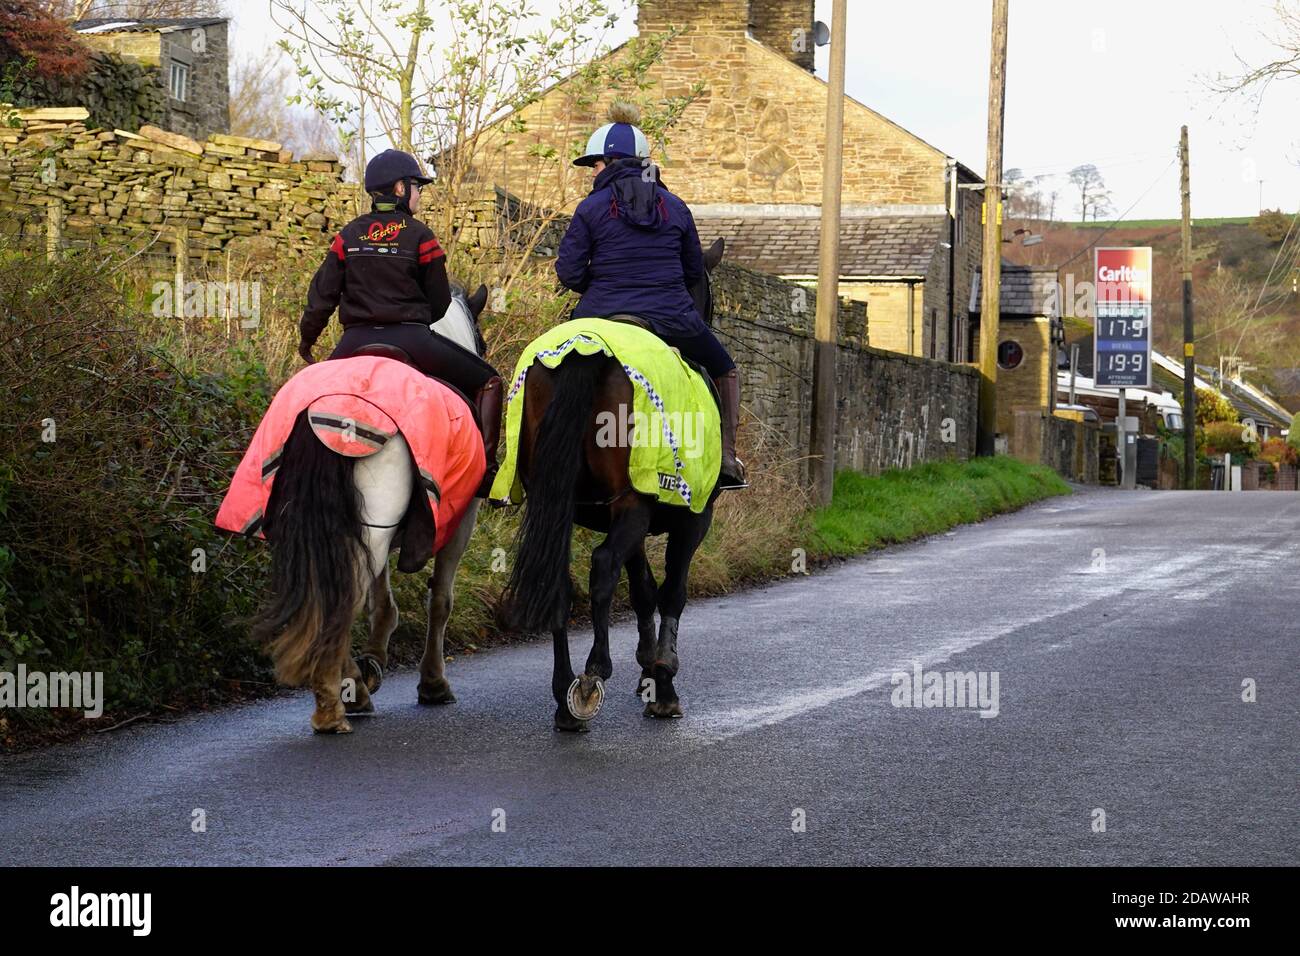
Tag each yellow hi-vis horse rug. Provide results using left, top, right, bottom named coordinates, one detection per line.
left=490, top=318, right=721, bottom=513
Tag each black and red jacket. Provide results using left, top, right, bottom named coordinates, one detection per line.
left=299, top=196, right=451, bottom=348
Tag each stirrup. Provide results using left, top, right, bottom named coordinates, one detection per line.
left=717, top=461, right=749, bottom=491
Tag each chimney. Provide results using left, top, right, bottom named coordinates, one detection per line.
left=637, top=0, right=750, bottom=37
left=749, top=0, right=815, bottom=72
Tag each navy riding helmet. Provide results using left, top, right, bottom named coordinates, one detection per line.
left=364, top=149, right=435, bottom=192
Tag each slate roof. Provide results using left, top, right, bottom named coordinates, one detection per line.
left=690, top=205, right=947, bottom=278
left=1150, top=352, right=1291, bottom=429
left=970, top=264, right=1060, bottom=318
left=74, top=17, right=228, bottom=34
left=1214, top=374, right=1293, bottom=429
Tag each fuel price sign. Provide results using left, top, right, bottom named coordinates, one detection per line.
left=1094, top=247, right=1153, bottom=389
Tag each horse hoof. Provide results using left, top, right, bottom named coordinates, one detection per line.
left=417, top=679, right=457, bottom=706
left=344, top=698, right=375, bottom=716
left=554, top=709, right=590, bottom=733
left=566, top=674, right=605, bottom=721
left=356, top=654, right=384, bottom=694
left=312, top=715, right=354, bottom=734
left=643, top=699, right=683, bottom=719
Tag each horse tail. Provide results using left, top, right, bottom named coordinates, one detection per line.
left=508, top=353, right=605, bottom=632
left=251, top=411, right=368, bottom=687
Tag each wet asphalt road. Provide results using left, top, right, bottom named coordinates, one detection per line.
left=2, top=488, right=1297, bottom=866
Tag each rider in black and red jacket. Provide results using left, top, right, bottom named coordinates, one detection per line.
left=298, top=149, right=501, bottom=498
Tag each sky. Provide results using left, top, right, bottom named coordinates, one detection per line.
left=228, top=0, right=1300, bottom=220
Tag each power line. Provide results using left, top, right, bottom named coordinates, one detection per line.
left=1055, top=156, right=1179, bottom=271
left=1011, top=151, right=1173, bottom=180
left=1226, top=202, right=1300, bottom=355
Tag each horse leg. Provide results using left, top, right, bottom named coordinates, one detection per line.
left=568, top=498, right=651, bottom=722
left=342, top=653, right=374, bottom=716
left=646, top=507, right=714, bottom=719
left=353, top=564, right=397, bottom=698
left=552, top=619, right=585, bottom=732
left=625, top=545, right=659, bottom=699
left=310, top=600, right=363, bottom=733
left=418, top=498, right=481, bottom=705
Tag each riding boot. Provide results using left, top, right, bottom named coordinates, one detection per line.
left=473, top=376, right=503, bottom=500
left=713, top=369, right=748, bottom=490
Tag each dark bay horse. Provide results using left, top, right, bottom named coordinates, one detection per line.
left=506, top=240, right=727, bottom=732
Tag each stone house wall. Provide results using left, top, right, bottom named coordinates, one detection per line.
left=80, top=21, right=230, bottom=140
left=469, top=2, right=951, bottom=213
left=995, top=316, right=1056, bottom=436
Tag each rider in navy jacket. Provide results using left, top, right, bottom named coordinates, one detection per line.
left=554, top=103, right=746, bottom=489
left=556, top=159, right=706, bottom=337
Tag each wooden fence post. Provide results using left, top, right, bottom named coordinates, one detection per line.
left=46, top=199, right=63, bottom=261
left=173, top=226, right=188, bottom=320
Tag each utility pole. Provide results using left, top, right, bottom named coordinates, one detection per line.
left=1180, top=126, right=1196, bottom=489
left=810, top=0, right=847, bottom=505
left=977, top=0, right=1009, bottom=456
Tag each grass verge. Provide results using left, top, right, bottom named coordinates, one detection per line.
left=812, top=457, right=1071, bottom=557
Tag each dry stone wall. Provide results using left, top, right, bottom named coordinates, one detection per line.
left=6, top=51, right=164, bottom=136
left=0, top=106, right=351, bottom=258
left=712, top=262, right=978, bottom=477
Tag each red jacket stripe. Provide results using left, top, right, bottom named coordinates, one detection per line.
left=330, top=233, right=346, bottom=260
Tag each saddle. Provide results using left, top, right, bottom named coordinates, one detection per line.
left=351, top=342, right=479, bottom=423
left=605, top=314, right=720, bottom=408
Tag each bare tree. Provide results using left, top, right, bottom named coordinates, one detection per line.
left=1208, top=0, right=1300, bottom=108
left=1068, top=164, right=1111, bottom=222
left=272, top=0, right=699, bottom=282
left=1195, top=270, right=1286, bottom=369
left=40, top=0, right=223, bottom=19
left=1005, top=167, right=1048, bottom=220
left=230, top=45, right=339, bottom=159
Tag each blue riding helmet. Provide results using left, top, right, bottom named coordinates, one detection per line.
left=573, top=102, right=651, bottom=168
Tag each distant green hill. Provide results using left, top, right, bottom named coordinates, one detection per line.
left=1004, top=212, right=1300, bottom=410
left=1061, top=216, right=1263, bottom=230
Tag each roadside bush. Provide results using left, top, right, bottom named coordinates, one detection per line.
left=0, top=243, right=273, bottom=734
left=1259, top=437, right=1297, bottom=467
left=1196, top=387, right=1237, bottom=427
left=1200, top=420, right=1258, bottom=460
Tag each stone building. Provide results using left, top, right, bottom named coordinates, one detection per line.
left=72, top=17, right=230, bottom=140
left=970, top=264, right=1063, bottom=438
left=467, top=0, right=983, bottom=363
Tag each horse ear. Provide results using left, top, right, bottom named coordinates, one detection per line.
left=703, top=237, right=725, bottom=272
left=467, top=284, right=489, bottom=318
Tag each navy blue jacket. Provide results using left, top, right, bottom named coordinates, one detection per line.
left=555, top=159, right=706, bottom=337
